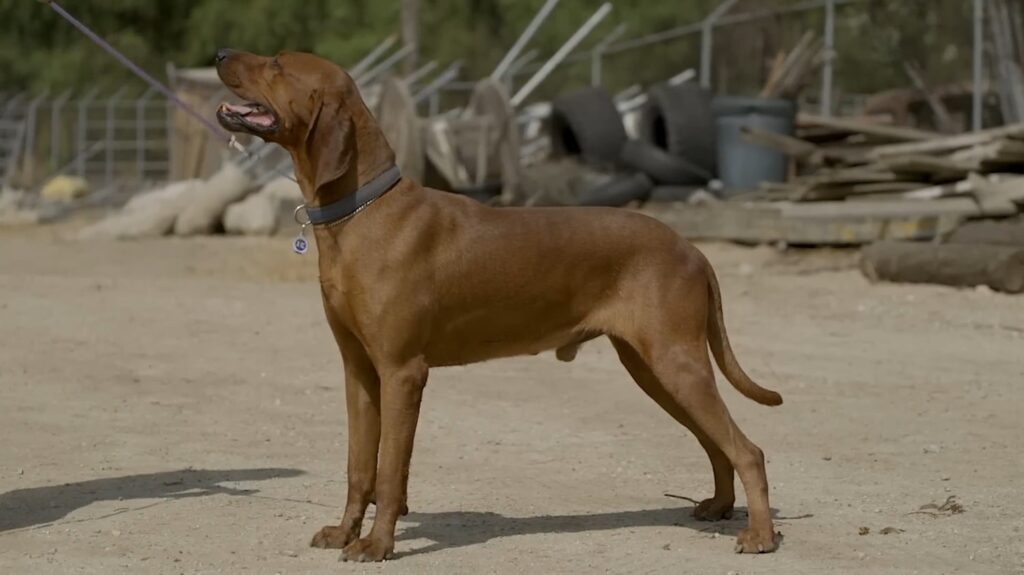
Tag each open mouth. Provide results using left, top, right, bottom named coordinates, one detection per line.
left=216, top=101, right=279, bottom=134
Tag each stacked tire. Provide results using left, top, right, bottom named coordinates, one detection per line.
left=621, top=83, right=718, bottom=202
left=548, top=87, right=653, bottom=207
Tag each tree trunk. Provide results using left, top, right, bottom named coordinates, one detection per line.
left=401, top=0, right=420, bottom=74
left=946, top=217, right=1024, bottom=247
left=861, top=241, right=1024, bottom=293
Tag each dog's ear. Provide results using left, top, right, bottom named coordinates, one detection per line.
left=304, top=90, right=355, bottom=196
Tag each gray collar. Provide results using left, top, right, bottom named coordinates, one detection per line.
left=304, top=165, right=402, bottom=226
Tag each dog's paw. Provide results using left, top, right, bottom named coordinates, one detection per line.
left=341, top=536, right=394, bottom=562
left=734, top=527, right=780, bottom=554
left=310, top=525, right=358, bottom=549
left=693, top=498, right=734, bottom=521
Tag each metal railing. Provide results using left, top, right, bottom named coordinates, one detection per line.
left=2, top=87, right=172, bottom=190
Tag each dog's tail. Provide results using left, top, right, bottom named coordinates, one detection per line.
left=705, top=265, right=783, bottom=406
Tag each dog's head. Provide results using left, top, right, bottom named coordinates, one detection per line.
left=215, top=49, right=375, bottom=197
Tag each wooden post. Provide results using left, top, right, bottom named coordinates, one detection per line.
left=401, top=0, right=420, bottom=74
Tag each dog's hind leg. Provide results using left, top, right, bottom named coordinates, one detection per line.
left=311, top=332, right=381, bottom=550
left=611, top=336, right=735, bottom=521
left=609, top=324, right=777, bottom=552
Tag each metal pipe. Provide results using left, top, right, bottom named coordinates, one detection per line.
left=700, top=0, right=740, bottom=88
left=136, top=87, right=156, bottom=182
left=506, top=49, right=540, bottom=92
left=76, top=88, right=98, bottom=178
left=512, top=2, right=614, bottom=107
left=973, top=0, right=985, bottom=131
left=491, top=0, right=562, bottom=81
left=50, top=90, right=72, bottom=171
left=359, top=44, right=415, bottom=86
left=820, top=0, right=836, bottom=116
left=403, top=60, right=438, bottom=87
left=604, top=0, right=863, bottom=58
left=414, top=61, right=463, bottom=103
left=508, top=49, right=539, bottom=77
left=350, top=34, right=398, bottom=77
left=667, top=68, right=696, bottom=86
left=591, top=23, right=628, bottom=87
left=105, top=87, right=126, bottom=186
left=23, top=91, right=48, bottom=185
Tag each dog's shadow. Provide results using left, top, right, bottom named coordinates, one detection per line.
left=398, top=503, right=806, bottom=557
left=0, top=467, right=304, bottom=532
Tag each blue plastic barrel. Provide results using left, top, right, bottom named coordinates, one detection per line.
left=712, top=97, right=797, bottom=195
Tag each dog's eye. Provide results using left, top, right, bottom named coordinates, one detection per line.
left=271, top=57, right=282, bottom=71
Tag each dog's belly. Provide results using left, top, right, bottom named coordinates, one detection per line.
left=423, top=307, right=594, bottom=367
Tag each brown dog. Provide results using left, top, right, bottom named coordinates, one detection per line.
left=215, top=49, right=783, bottom=562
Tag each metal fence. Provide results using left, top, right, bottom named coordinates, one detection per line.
left=1, top=87, right=172, bottom=190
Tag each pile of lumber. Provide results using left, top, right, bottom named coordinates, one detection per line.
left=643, top=115, right=1024, bottom=250
left=743, top=115, right=1024, bottom=213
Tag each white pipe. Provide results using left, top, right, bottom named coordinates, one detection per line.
left=512, top=2, right=613, bottom=107
left=491, top=0, right=562, bottom=81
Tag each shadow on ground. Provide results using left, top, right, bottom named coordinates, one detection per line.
left=397, top=504, right=806, bottom=557
left=0, top=468, right=304, bottom=532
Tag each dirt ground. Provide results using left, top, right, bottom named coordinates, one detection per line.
left=1, top=219, right=1023, bottom=575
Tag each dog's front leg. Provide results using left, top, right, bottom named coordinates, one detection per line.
left=311, top=337, right=381, bottom=550
left=341, top=358, right=427, bottom=562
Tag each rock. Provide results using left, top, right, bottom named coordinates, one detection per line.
left=0, top=188, right=39, bottom=227
left=0, top=187, right=25, bottom=211
left=78, top=180, right=200, bottom=240
left=224, top=194, right=278, bottom=236
left=122, top=180, right=197, bottom=215
left=40, top=175, right=90, bottom=203
left=223, top=177, right=301, bottom=236
left=174, top=162, right=255, bottom=236
left=687, top=189, right=720, bottom=205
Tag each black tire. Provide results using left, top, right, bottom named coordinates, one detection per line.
left=620, top=139, right=711, bottom=185
left=648, top=185, right=701, bottom=203
left=638, top=83, right=717, bottom=175
left=549, top=86, right=627, bottom=169
left=576, top=172, right=654, bottom=207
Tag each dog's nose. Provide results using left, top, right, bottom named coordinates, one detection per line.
left=215, top=48, right=237, bottom=64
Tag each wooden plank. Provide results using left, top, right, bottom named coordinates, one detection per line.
left=878, top=155, right=972, bottom=180
left=799, top=181, right=926, bottom=202
left=798, top=113, right=941, bottom=142
left=867, top=122, right=1024, bottom=160
left=949, top=139, right=1024, bottom=163
left=968, top=173, right=1024, bottom=215
left=741, top=126, right=819, bottom=160
left=778, top=197, right=984, bottom=219
left=640, top=202, right=962, bottom=246
left=903, top=60, right=957, bottom=133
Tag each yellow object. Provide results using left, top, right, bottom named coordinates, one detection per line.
left=40, top=176, right=90, bottom=202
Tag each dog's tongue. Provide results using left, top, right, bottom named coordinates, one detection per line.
left=246, top=112, right=274, bottom=127
left=222, top=102, right=255, bottom=115
left=220, top=102, right=274, bottom=126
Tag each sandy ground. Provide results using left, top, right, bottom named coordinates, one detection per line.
left=1, top=220, right=1023, bottom=575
